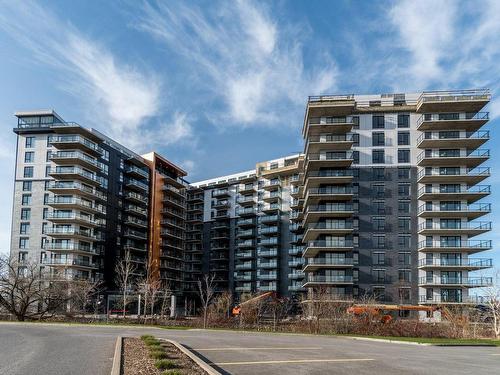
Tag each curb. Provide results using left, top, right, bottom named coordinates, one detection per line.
left=110, top=336, right=122, bottom=375
left=160, top=338, right=222, bottom=375
left=345, top=336, right=432, bottom=346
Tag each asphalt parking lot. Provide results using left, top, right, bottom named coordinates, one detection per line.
left=0, top=322, right=499, bottom=375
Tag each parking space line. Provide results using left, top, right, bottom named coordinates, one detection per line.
left=214, top=358, right=375, bottom=365
left=194, top=347, right=322, bottom=351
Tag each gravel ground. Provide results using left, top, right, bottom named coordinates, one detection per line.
left=123, top=337, right=207, bottom=375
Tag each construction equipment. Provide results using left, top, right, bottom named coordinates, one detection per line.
left=232, top=292, right=275, bottom=316
left=347, top=304, right=437, bottom=323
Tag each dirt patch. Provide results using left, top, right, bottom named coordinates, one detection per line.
left=122, top=337, right=207, bottom=375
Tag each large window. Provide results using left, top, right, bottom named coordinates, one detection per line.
left=372, top=132, right=385, bottom=146
left=25, top=137, right=35, bottom=148
left=21, top=194, right=31, bottom=206
left=373, top=235, right=385, bottom=249
left=398, top=235, right=411, bottom=249
left=24, top=152, right=34, bottom=163
left=23, top=166, right=34, bottom=178
left=22, top=181, right=32, bottom=191
left=398, top=217, right=411, bottom=232
left=398, top=132, right=410, bottom=145
left=372, top=252, right=385, bottom=265
left=20, top=222, right=30, bottom=235
left=398, top=114, right=409, bottom=128
left=372, top=168, right=385, bottom=181
left=19, top=237, right=29, bottom=249
left=373, top=216, right=386, bottom=231
left=20, top=208, right=31, bottom=220
left=372, top=150, right=385, bottom=164
left=398, top=183, right=410, bottom=197
left=398, top=149, right=410, bottom=163
left=372, top=115, right=385, bottom=129
left=398, top=168, right=410, bottom=179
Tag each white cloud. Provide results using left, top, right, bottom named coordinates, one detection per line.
left=0, top=0, right=187, bottom=149
left=134, top=0, right=337, bottom=129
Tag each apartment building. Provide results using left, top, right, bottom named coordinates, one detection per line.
left=10, top=111, right=187, bottom=301
left=10, top=88, right=494, bottom=313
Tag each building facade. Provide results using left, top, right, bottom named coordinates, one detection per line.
left=10, top=89, right=494, bottom=313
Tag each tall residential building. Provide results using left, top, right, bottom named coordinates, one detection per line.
left=10, top=88, right=495, bottom=314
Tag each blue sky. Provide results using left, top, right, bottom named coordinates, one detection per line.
left=0, top=0, right=499, bottom=269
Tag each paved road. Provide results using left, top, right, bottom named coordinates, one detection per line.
left=0, top=322, right=499, bottom=375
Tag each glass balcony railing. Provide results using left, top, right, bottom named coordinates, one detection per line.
left=417, top=239, right=492, bottom=250
left=418, top=258, right=492, bottom=268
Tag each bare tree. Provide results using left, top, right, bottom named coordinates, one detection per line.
left=69, top=278, right=103, bottom=317
left=115, top=251, right=137, bottom=318
left=0, top=255, right=68, bottom=321
left=483, top=270, right=500, bottom=338
left=159, top=282, right=173, bottom=319
left=209, top=290, right=233, bottom=321
left=197, top=274, right=216, bottom=328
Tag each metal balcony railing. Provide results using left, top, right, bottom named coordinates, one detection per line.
left=418, top=221, right=491, bottom=232
left=417, top=203, right=491, bottom=214
left=419, top=277, right=493, bottom=287
left=418, top=258, right=492, bottom=267
left=417, top=239, right=492, bottom=250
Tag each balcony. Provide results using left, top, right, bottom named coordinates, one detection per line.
left=238, top=184, right=256, bottom=194
left=304, top=204, right=354, bottom=223
left=237, top=229, right=255, bottom=238
left=125, top=179, right=149, bottom=192
left=45, top=227, right=97, bottom=241
left=418, top=258, right=492, bottom=270
left=417, top=167, right=490, bottom=184
left=303, top=275, right=353, bottom=287
left=417, top=240, right=492, bottom=254
left=418, top=185, right=490, bottom=203
left=49, top=151, right=102, bottom=171
left=417, top=131, right=489, bottom=149
left=304, top=114, right=354, bottom=138
left=304, top=221, right=354, bottom=242
left=125, top=205, right=148, bottom=217
left=48, top=182, right=107, bottom=201
left=237, top=218, right=256, bottom=227
left=419, top=277, right=493, bottom=288
left=257, top=248, right=278, bottom=257
left=213, top=189, right=230, bottom=198
left=417, top=221, right=491, bottom=236
left=288, top=272, right=305, bottom=279
left=163, top=196, right=186, bottom=210
left=306, top=152, right=354, bottom=169
left=306, top=134, right=355, bottom=153
left=258, top=285, right=278, bottom=292
left=235, top=262, right=254, bottom=270
left=235, top=285, right=253, bottom=293
left=49, top=134, right=103, bottom=156
left=304, top=239, right=353, bottom=257
left=237, top=207, right=258, bottom=217
left=260, top=214, right=280, bottom=223
left=125, top=165, right=149, bottom=179
left=257, top=261, right=278, bottom=269
left=124, top=229, right=147, bottom=240
left=43, top=258, right=99, bottom=270
left=289, top=246, right=304, bottom=255
left=417, top=149, right=489, bottom=168
left=417, top=203, right=491, bottom=219
left=258, top=272, right=278, bottom=281
left=236, top=251, right=254, bottom=259
left=416, top=89, right=490, bottom=113
left=260, top=238, right=278, bottom=247
left=237, top=196, right=256, bottom=206
left=288, top=285, right=307, bottom=292
left=303, top=257, right=354, bottom=272
left=47, top=197, right=105, bottom=215
left=304, top=186, right=353, bottom=205
left=261, top=180, right=281, bottom=191
left=304, top=170, right=354, bottom=190
left=45, top=242, right=100, bottom=255
left=260, top=226, right=279, bottom=235
left=262, top=192, right=281, bottom=203
left=46, top=212, right=103, bottom=227
left=419, top=295, right=488, bottom=305
left=237, top=240, right=255, bottom=249
left=124, top=216, right=148, bottom=228
left=125, top=191, right=148, bottom=204
left=288, top=259, right=305, bottom=268
left=49, top=167, right=102, bottom=186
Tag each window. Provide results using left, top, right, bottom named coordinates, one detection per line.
left=398, top=200, right=410, bottom=213
left=398, top=269, right=411, bottom=283
left=398, top=168, right=410, bottom=179
left=352, top=151, right=359, bottom=164
left=398, top=132, right=410, bottom=145
left=46, top=135, right=52, bottom=146
left=373, top=200, right=385, bottom=214
left=398, top=149, right=410, bottom=163
left=372, top=115, right=385, bottom=129
left=372, top=168, right=385, bottom=181
left=43, top=193, right=49, bottom=205
left=46, top=151, right=52, bottom=161
left=19, top=237, right=29, bottom=249
left=372, top=270, right=386, bottom=283
left=372, top=132, right=385, bottom=146
left=398, top=252, right=411, bottom=265
left=352, top=116, right=360, bottom=129
left=45, top=165, right=51, bottom=177
left=399, top=288, right=411, bottom=303
left=24, top=152, right=34, bottom=163
left=373, top=216, right=386, bottom=231
left=373, top=235, right=385, bottom=249
left=398, top=235, right=411, bottom=249
left=398, top=183, right=410, bottom=197
left=43, top=208, right=48, bottom=219
left=21, top=194, right=31, bottom=206
left=352, top=133, right=360, bottom=146
left=20, top=222, right=30, bottom=234
left=372, top=252, right=385, bottom=265
left=23, top=166, right=34, bottom=178
left=22, top=181, right=32, bottom=191
left=25, top=137, right=35, bottom=148
left=41, top=222, right=47, bottom=234
left=372, top=184, right=385, bottom=198
left=44, top=180, right=50, bottom=190
left=372, top=149, right=385, bottom=164
left=20, top=208, right=31, bottom=220
left=398, top=114, right=409, bottom=128
left=398, top=217, right=411, bottom=232
left=18, top=251, right=28, bottom=262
